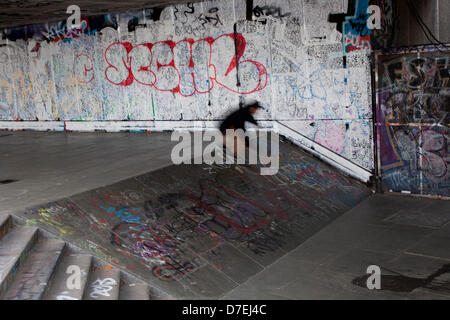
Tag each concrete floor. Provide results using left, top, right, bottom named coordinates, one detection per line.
left=222, top=194, right=450, bottom=300
left=1, top=131, right=449, bottom=300
left=0, top=131, right=177, bottom=215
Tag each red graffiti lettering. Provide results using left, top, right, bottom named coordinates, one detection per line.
left=73, top=54, right=94, bottom=84
left=104, top=33, right=267, bottom=95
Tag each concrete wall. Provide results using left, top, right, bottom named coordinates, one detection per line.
left=0, top=0, right=390, bottom=173
left=395, top=0, right=450, bottom=47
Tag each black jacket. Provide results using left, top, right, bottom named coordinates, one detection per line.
left=219, top=107, right=258, bottom=133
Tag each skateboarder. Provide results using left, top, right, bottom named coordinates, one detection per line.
left=219, top=101, right=263, bottom=162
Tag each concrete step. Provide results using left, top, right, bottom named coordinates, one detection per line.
left=0, top=215, right=12, bottom=242
left=83, top=268, right=120, bottom=300
left=0, top=226, right=39, bottom=297
left=42, top=253, right=92, bottom=300
left=119, top=282, right=149, bottom=300
left=1, top=239, right=65, bottom=300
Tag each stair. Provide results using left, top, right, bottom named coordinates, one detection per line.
left=0, top=215, right=12, bottom=242
left=120, top=282, right=150, bottom=300
left=0, top=215, right=161, bottom=300
left=43, top=253, right=92, bottom=300
left=0, top=224, right=38, bottom=297
left=83, top=268, right=120, bottom=300
left=2, top=238, right=65, bottom=300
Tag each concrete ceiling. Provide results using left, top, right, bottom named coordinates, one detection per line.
left=0, top=0, right=202, bottom=29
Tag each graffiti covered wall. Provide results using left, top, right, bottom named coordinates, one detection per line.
left=376, top=48, right=450, bottom=197
left=0, top=0, right=391, bottom=171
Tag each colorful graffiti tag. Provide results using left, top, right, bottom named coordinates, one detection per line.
left=104, top=33, right=267, bottom=95
left=377, top=51, right=450, bottom=196
left=343, top=0, right=372, bottom=55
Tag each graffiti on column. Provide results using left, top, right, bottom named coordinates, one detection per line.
left=377, top=52, right=450, bottom=196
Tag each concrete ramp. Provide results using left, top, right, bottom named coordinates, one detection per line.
left=11, top=137, right=371, bottom=299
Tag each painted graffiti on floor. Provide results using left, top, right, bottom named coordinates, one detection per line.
left=16, top=138, right=370, bottom=297
left=89, top=278, right=117, bottom=299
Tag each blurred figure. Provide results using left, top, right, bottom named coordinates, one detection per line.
left=219, top=102, right=263, bottom=162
